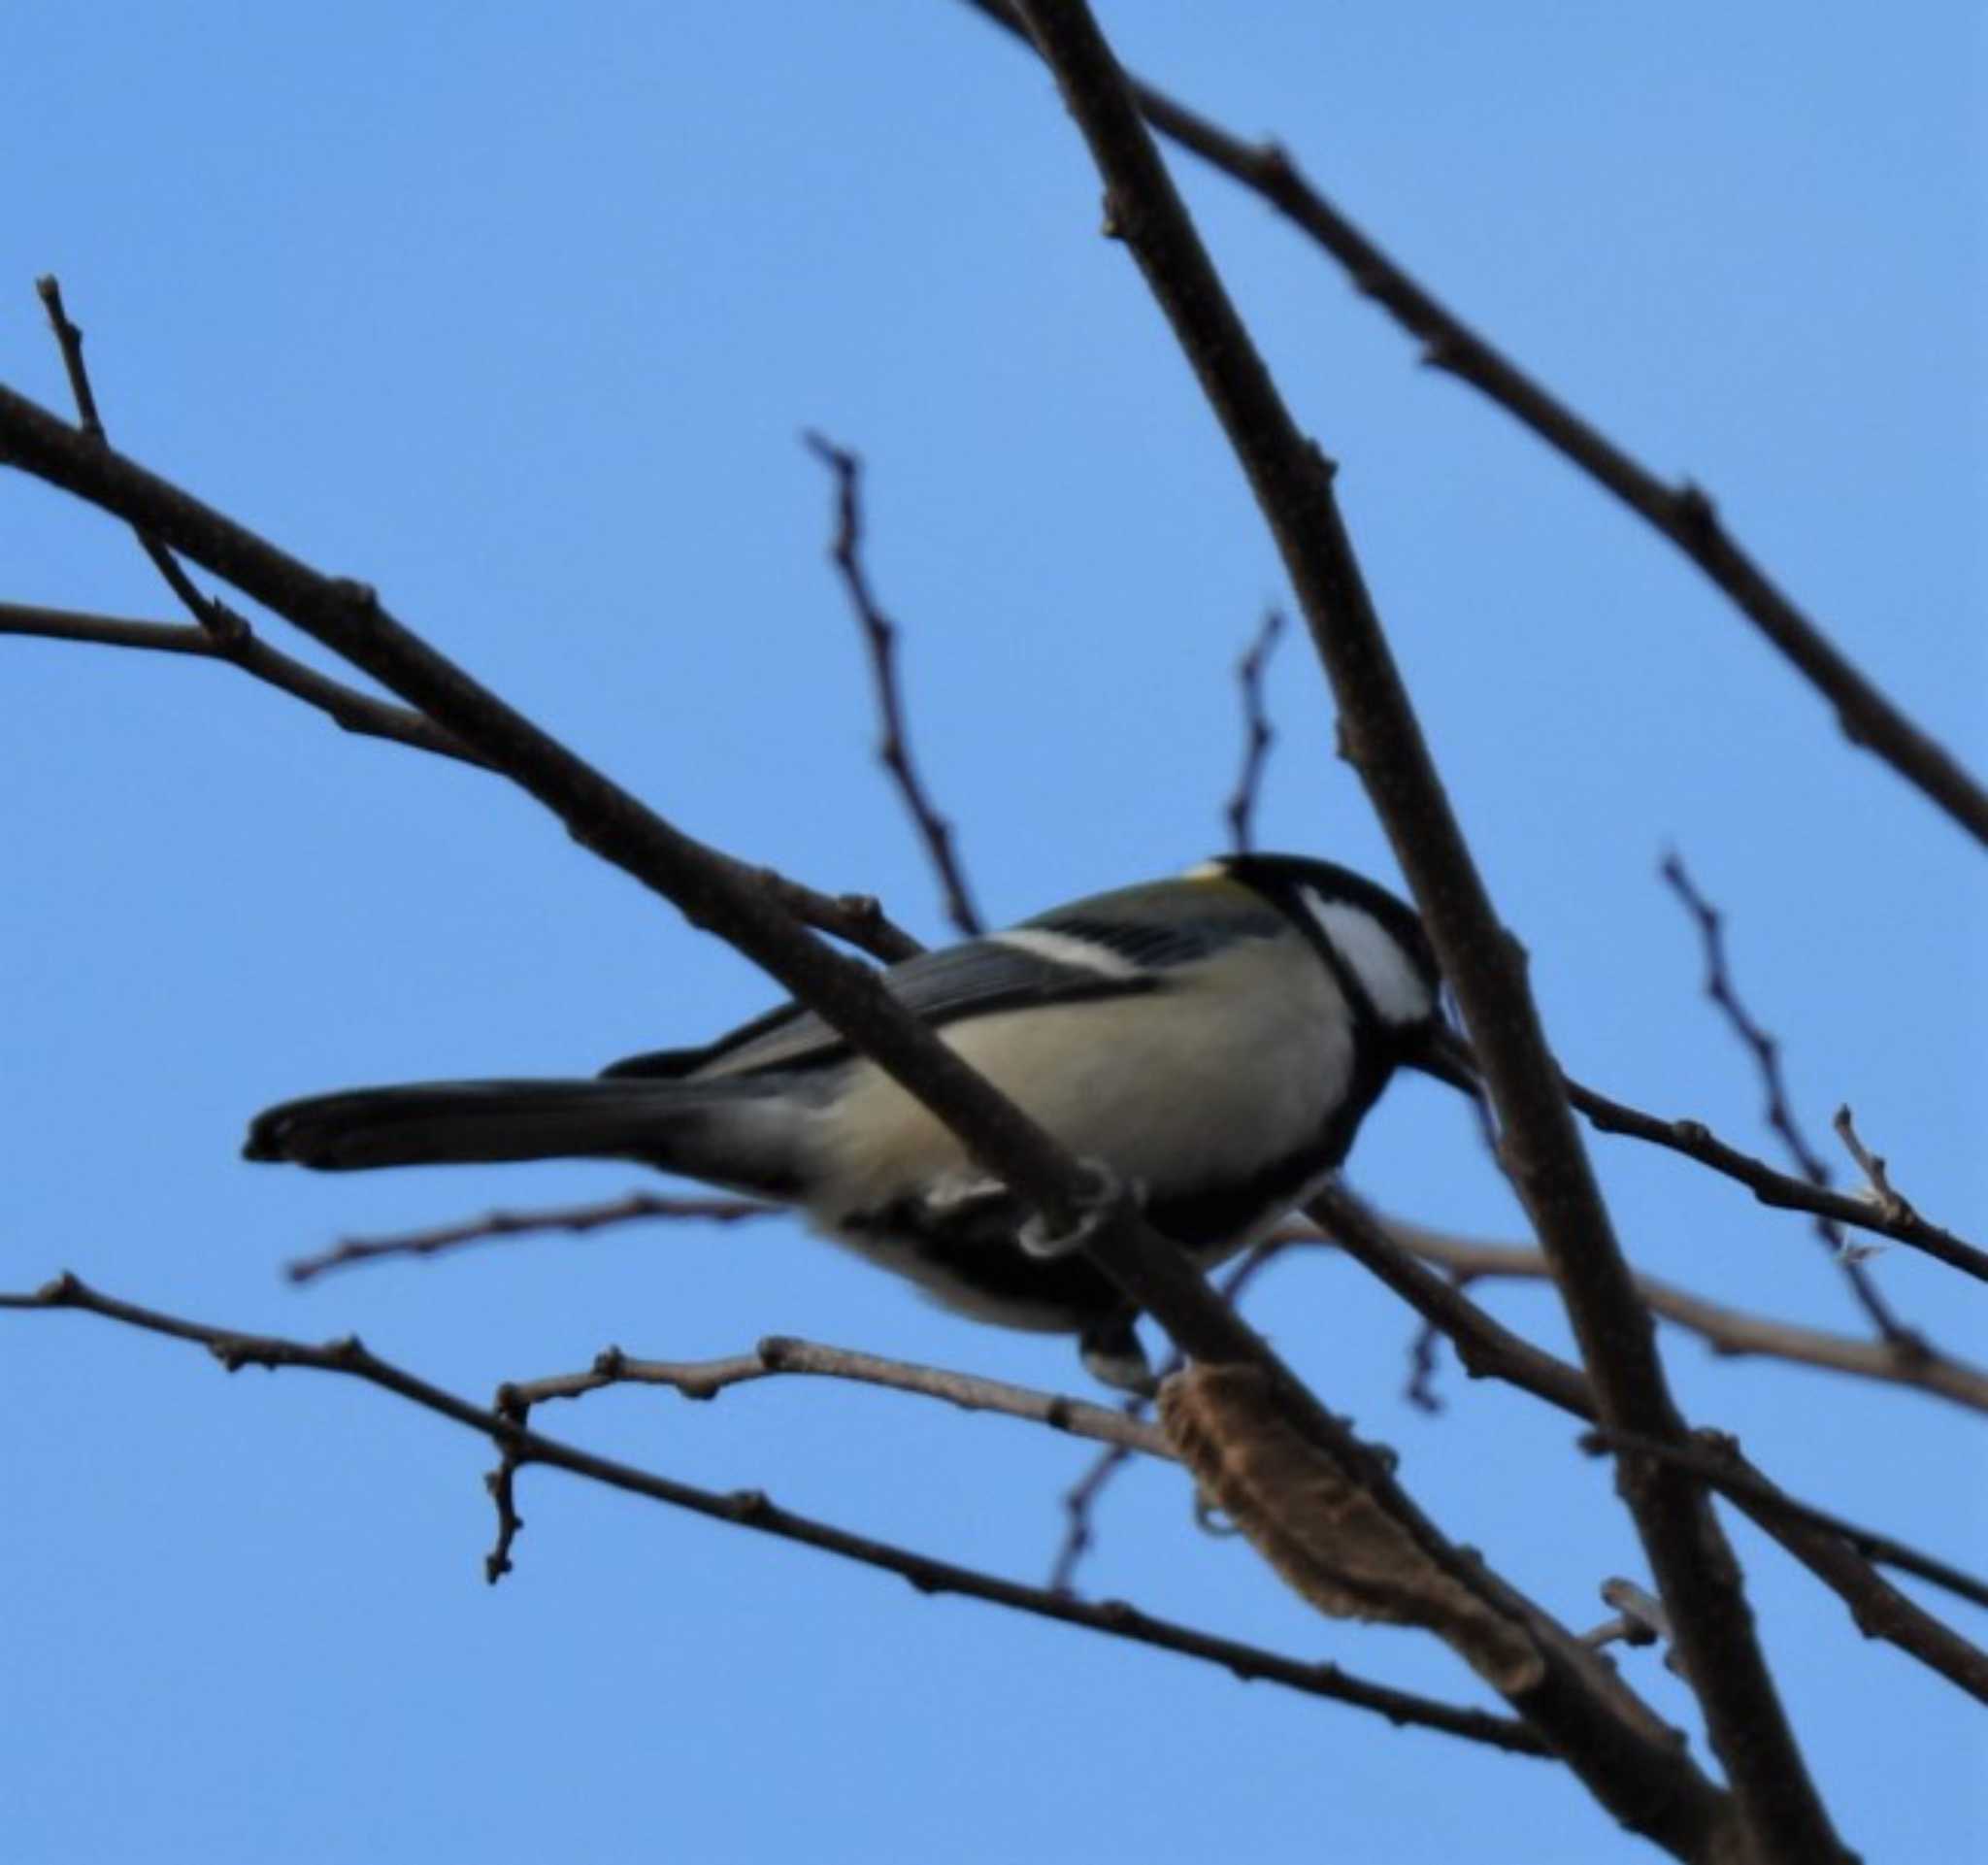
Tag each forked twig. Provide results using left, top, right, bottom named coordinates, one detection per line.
left=1661, top=852, right=1922, bottom=1347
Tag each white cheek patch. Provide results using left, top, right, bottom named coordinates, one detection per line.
left=1301, top=889, right=1434, bottom=1028
left=994, top=927, right=1147, bottom=982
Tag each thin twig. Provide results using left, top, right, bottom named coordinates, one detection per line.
left=1581, top=1426, right=1988, bottom=1617
left=960, top=1, right=1988, bottom=849
left=1369, top=1220, right=1988, bottom=1419
left=1, top=598, right=488, bottom=762
left=1303, top=1188, right=1988, bottom=1704
left=803, top=430, right=982, bottom=937
left=17, top=304, right=925, bottom=969
left=0, top=1273, right=1544, bottom=1755
left=1661, top=852, right=1921, bottom=1345
left=500, top=1335, right=1171, bottom=1458
left=1832, top=1106, right=1919, bottom=1231
left=2, top=611, right=922, bottom=963
left=1404, top=1318, right=1445, bottom=1415
left=284, top=1192, right=780, bottom=1284
left=1224, top=607, right=1283, bottom=852
left=1561, top=1070, right=1987, bottom=1281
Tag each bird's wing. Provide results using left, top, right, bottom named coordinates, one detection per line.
left=600, top=897, right=1269, bottom=1083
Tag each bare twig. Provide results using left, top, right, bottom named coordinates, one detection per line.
left=482, top=1431, right=527, bottom=1583
left=1404, top=1317, right=1445, bottom=1415
left=41, top=278, right=272, bottom=659
left=803, top=431, right=982, bottom=937
left=1303, top=1189, right=1988, bottom=1704
left=1010, top=6, right=1835, bottom=1853
left=1661, top=852, right=1920, bottom=1345
left=1562, top=1071, right=1988, bottom=1282
left=1371, top=1221, right=1988, bottom=1419
left=500, top=1335, right=1172, bottom=1458
left=1, top=598, right=488, bottom=763
left=1580, top=1426, right=1988, bottom=1617
left=0, top=1274, right=1544, bottom=1755
left=1224, top=607, right=1284, bottom=852
left=15, top=311, right=925, bottom=970
left=960, top=1, right=1988, bottom=849
left=1049, top=1435, right=1140, bottom=1595
left=1832, top=1106, right=1919, bottom=1231
left=285, top=1192, right=779, bottom=1284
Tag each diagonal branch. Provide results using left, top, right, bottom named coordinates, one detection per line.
left=959, top=0, right=1988, bottom=849
left=19, top=299, right=929, bottom=971
left=1562, top=1071, right=1988, bottom=1282
left=1578, top=1425, right=1988, bottom=1618
left=1306, top=1187, right=1988, bottom=1706
left=0, top=1274, right=1541, bottom=1755
left=1010, top=5, right=1844, bottom=1856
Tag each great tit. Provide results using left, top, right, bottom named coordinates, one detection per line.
left=246, top=852, right=1472, bottom=1389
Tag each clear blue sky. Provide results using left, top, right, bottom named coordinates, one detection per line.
left=5, top=6, right=1983, bottom=1860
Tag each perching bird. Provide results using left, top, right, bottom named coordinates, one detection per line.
left=246, top=852, right=1472, bottom=1389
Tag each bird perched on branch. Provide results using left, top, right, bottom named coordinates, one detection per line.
left=247, top=852, right=1473, bottom=1390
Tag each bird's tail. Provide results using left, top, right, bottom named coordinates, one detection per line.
left=244, top=1077, right=805, bottom=1195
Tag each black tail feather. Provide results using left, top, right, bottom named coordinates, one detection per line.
left=245, top=1079, right=719, bottom=1174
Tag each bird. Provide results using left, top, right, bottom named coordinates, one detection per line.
left=246, top=852, right=1474, bottom=1390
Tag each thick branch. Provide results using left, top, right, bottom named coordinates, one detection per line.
left=1010, top=6, right=1843, bottom=1855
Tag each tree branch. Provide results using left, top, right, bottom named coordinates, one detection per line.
left=1224, top=606, right=1283, bottom=853
left=1372, top=1220, right=1988, bottom=1418
left=17, top=297, right=929, bottom=970
left=1661, top=852, right=1919, bottom=1342
left=1562, top=1071, right=1988, bottom=1282
left=0, top=1274, right=1541, bottom=1755
left=803, top=431, right=983, bottom=937
left=283, top=1192, right=780, bottom=1285
left=0, top=375, right=1716, bottom=1821
left=499, top=1333, right=1172, bottom=1458
left=1579, top=1426, right=1988, bottom=1618
left=1306, top=1187, right=1988, bottom=1707
left=1009, top=6, right=1843, bottom=1855
left=960, top=0, right=1988, bottom=849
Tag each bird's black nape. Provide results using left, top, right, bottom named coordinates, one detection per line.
left=1213, top=852, right=1441, bottom=1004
